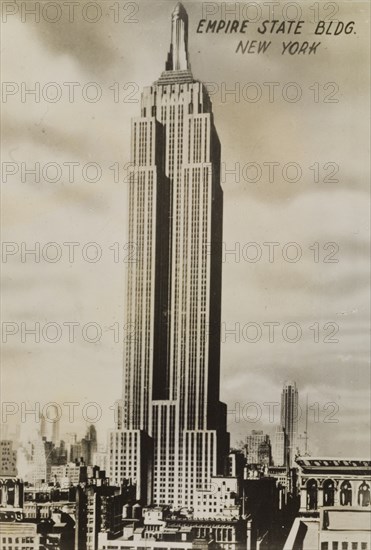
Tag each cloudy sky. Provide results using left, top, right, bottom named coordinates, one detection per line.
left=2, top=0, right=370, bottom=457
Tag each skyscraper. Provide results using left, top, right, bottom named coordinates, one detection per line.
left=272, top=425, right=287, bottom=467
left=281, top=381, right=299, bottom=468
left=109, top=3, right=229, bottom=508
left=40, top=405, right=60, bottom=445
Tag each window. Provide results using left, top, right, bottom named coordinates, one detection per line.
left=340, top=481, right=352, bottom=506
left=307, top=479, right=318, bottom=510
left=358, top=482, right=371, bottom=506
left=323, top=479, right=336, bottom=506
left=321, top=543, right=329, bottom=550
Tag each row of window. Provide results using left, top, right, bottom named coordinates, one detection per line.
left=307, top=480, right=370, bottom=509
left=321, top=543, right=368, bottom=550
left=2, top=538, right=35, bottom=543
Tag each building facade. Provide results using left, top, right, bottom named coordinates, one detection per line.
left=17, top=438, right=47, bottom=486
left=244, top=431, right=271, bottom=465
left=0, top=441, right=17, bottom=477
left=0, top=516, right=40, bottom=550
left=319, top=507, right=371, bottom=550
left=98, top=502, right=247, bottom=550
left=108, top=2, right=229, bottom=509
left=296, top=457, right=371, bottom=512
left=272, top=426, right=287, bottom=467
left=0, top=477, right=23, bottom=508
left=284, top=458, right=371, bottom=550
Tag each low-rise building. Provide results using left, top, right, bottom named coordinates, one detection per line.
left=101, top=505, right=252, bottom=550
left=75, top=468, right=136, bottom=550
left=0, top=510, right=40, bottom=550
left=194, top=476, right=240, bottom=520
left=284, top=508, right=371, bottom=550
left=319, top=506, right=371, bottom=550
left=283, top=457, right=371, bottom=550
left=0, top=477, right=23, bottom=508
left=296, top=458, right=371, bottom=512
left=98, top=528, right=215, bottom=550
left=50, top=460, right=87, bottom=487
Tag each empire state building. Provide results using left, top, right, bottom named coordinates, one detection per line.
left=109, top=3, right=229, bottom=508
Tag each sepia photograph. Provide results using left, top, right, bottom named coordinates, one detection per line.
left=1, top=1, right=370, bottom=548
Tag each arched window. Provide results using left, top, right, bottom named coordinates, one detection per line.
left=307, top=479, right=318, bottom=510
left=5, top=479, right=16, bottom=507
left=357, top=482, right=370, bottom=507
left=340, top=481, right=352, bottom=506
left=323, top=479, right=335, bottom=506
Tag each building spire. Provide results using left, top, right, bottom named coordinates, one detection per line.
left=166, top=3, right=190, bottom=71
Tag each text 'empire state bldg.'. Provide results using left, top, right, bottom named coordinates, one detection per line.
left=109, top=3, right=229, bottom=508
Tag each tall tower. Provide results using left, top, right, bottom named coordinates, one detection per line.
left=109, top=3, right=229, bottom=508
left=281, top=381, right=299, bottom=468
left=39, top=406, right=60, bottom=446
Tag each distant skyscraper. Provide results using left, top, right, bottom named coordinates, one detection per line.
left=281, top=381, right=298, bottom=468
left=17, top=437, right=47, bottom=485
left=81, top=425, right=98, bottom=466
left=244, top=430, right=271, bottom=465
left=40, top=405, right=60, bottom=445
left=258, top=439, right=272, bottom=466
left=109, top=2, right=229, bottom=507
left=272, top=426, right=287, bottom=467
left=297, top=432, right=310, bottom=457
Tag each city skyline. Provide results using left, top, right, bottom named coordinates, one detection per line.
left=2, top=0, right=369, bottom=460
left=1, top=372, right=367, bottom=461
